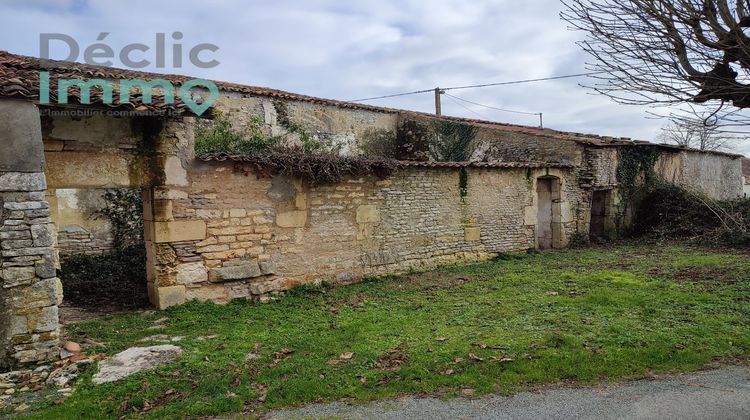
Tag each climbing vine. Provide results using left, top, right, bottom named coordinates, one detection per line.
left=98, top=188, right=144, bottom=251
left=430, top=120, right=478, bottom=162
left=459, top=167, right=469, bottom=202
left=616, top=146, right=662, bottom=201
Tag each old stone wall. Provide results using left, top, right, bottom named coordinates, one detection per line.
left=1, top=100, right=61, bottom=370
left=47, top=189, right=114, bottom=257
left=673, top=151, right=742, bottom=200
left=216, top=93, right=398, bottom=155
left=146, top=158, right=580, bottom=307
left=475, top=129, right=584, bottom=166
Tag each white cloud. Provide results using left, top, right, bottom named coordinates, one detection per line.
left=0, top=0, right=747, bottom=155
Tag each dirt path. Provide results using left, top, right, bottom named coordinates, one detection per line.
left=266, top=366, right=750, bottom=420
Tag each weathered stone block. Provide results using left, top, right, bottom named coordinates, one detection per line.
left=10, top=315, right=27, bottom=336
left=153, top=220, right=206, bottom=243
left=1, top=239, right=33, bottom=250
left=229, top=209, right=246, bottom=218
left=34, top=306, right=59, bottom=333
left=202, top=249, right=246, bottom=260
left=276, top=211, right=307, bottom=228
left=35, top=253, right=57, bottom=279
left=156, top=285, right=186, bottom=309
left=356, top=205, right=380, bottom=223
left=249, top=278, right=285, bottom=295
left=153, top=187, right=188, bottom=200
left=185, top=284, right=229, bottom=302
left=1, top=266, right=36, bottom=288
left=196, top=209, right=222, bottom=219
left=152, top=200, right=174, bottom=221
left=209, top=262, right=262, bottom=283
left=54, top=278, right=64, bottom=305
left=176, top=262, right=208, bottom=285
left=196, top=244, right=229, bottom=253
left=0, top=172, right=46, bottom=192
left=0, top=100, right=44, bottom=173
left=259, top=261, right=275, bottom=275
left=164, top=156, right=189, bottom=186
left=464, top=227, right=481, bottom=241
left=30, top=224, right=54, bottom=247
left=15, top=278, right=59, bottom=310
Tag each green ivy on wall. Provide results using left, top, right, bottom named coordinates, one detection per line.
left=616, top=146, right=661, bottom=201
left=98, top=188, right=144, bottom=251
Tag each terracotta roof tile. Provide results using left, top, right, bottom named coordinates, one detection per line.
left=0, top=51, right=198, bottom=115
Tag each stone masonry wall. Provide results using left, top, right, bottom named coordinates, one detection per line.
left=1, top=100, right=61, bottom=370
left=146, top=160, right=580, bottom=307
left=1, top=176, right=62, bottom=368
left=664, top=151, right=742, bottom=200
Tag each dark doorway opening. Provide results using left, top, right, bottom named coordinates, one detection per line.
left=56, top=188, right=149, bottom=323
left=590, top=189, right=611, bottom=243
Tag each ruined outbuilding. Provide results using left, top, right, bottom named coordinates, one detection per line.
left=0, top=51, right=744, bottom=369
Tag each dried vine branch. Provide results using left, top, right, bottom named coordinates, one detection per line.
left=200, top=151, right=396, bottom=185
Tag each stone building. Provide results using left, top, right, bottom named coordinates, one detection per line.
left=0, top=51, right=744, bottom=369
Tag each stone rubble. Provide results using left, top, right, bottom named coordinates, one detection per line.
left=0, top=358, right=91, bottom=414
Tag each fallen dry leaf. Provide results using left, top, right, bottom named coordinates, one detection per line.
left=468, top=353, right=484, bottom=362
left=327, top=359, right=342, bottom=366
left=339, top=352, right=354, bottom=360
left=490, top=356, right=515, bottom=363
left=442, top=368, right=454, bottom=375
left=435, top=337, right=447, bottom=342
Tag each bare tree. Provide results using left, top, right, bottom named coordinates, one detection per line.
left=657, top=116, right=737, bottom=150
left=561, top=1, right=750, bottom=124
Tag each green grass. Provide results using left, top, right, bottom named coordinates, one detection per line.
left=19, top=243, right=750, bottom=418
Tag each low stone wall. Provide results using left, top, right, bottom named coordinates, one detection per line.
left=146, top=162, right=580, bottom=307
left=0, top=174, right=62, bottom=369
left=47, top=188, right=115, bottom=258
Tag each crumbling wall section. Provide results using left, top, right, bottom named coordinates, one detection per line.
left=1, top=100, right=61, bottom=370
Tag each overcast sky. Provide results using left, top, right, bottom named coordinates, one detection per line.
left=2, top=0, right=749, bottom=155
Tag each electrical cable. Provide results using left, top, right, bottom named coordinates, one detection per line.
left=350, top=71, right=603, bottom=102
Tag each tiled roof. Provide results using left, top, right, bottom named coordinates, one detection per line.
left=0, top=51, right=199, bottom=115
left=198, top=153, right=573, bottom=169
left=0, top=50, right=745, bottom=159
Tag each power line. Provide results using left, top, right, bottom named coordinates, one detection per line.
left=443, top=93, right=489, bottom=120
left=441, top=71, right=605, bottom=92
left=443, top=93, right=540, bottom=116
left=351, top=88, right=435, bottom=102
left=350, top=71, right=603, bottom=102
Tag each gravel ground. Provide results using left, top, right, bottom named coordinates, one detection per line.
left=266, top=366, right=750, bottom=420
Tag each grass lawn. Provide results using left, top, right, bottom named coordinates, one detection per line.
left=19, top=243, right=750, bottom=418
